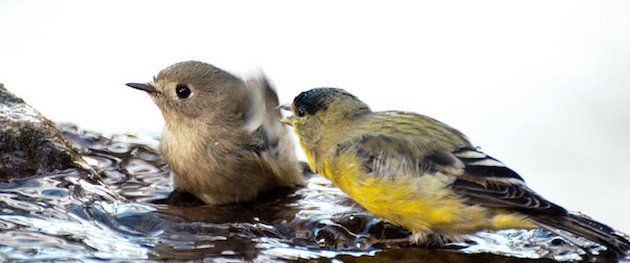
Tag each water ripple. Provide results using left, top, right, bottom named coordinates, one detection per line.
left=0, top=123, right=625, bottom=262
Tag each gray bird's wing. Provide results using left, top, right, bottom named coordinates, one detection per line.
left=242, top=75, right=283, bottom=157
left=242, top=75, right=280, bottom=132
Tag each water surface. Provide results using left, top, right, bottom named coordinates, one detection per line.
left=0, top=123, right=625, bottom=262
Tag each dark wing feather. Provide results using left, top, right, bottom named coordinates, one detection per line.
left=245, top=126, right=280, bottom=156
left=421, top=147, right=567, bottom=216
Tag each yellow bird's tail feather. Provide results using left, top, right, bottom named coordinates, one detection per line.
left=534, top=213, right=629, bottom=256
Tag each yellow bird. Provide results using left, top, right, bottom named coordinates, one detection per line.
left=280, top=87, right=629, bottom=256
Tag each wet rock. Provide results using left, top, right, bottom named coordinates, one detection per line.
left=0, top=85, right=124, bottom=262
left=0, top=83, right=85, bottom=181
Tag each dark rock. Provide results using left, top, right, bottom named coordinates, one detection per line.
left=0, top=83, right=85, bottom=181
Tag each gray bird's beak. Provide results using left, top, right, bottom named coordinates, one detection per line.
left=277, top=103, right=292, bottom=111
left=278, top=103, right=294, bottom=126
left=126, top=83, right=157, bottom=94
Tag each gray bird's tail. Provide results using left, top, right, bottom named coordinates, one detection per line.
left=534, top=213, right=629, bottom=257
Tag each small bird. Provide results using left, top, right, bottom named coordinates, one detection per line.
left=126, top=61, right=304, bottom=205
left=280, top=87, right=629, bottom=256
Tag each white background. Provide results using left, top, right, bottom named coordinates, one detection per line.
left=1, top=1, right=629, bottom=231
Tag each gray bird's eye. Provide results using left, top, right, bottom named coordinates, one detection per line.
left=175, top=84, right=192, bottom=99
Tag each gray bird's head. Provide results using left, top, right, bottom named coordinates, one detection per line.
left=127, top=61, right=247, bottom=125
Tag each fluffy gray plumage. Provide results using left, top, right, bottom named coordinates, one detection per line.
left=127, top=61, right=304, bottom=205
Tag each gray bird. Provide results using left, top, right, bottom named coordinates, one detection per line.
left=126, top=61, right=304, bottom=205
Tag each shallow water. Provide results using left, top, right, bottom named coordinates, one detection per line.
left=0, top=123, right=625, bottom=262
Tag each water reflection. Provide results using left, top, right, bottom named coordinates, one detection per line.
left=0, top=123, right=625, bottom=261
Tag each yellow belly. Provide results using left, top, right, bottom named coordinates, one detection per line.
left=320, top=156, right=535, bottom=234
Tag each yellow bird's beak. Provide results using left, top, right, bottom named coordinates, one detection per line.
left=280, top=116, right=294, bottom=126
left=278, top=103, right=294, bottom=126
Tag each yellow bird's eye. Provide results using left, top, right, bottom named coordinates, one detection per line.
left=297, top=107, right=306, bottom=117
